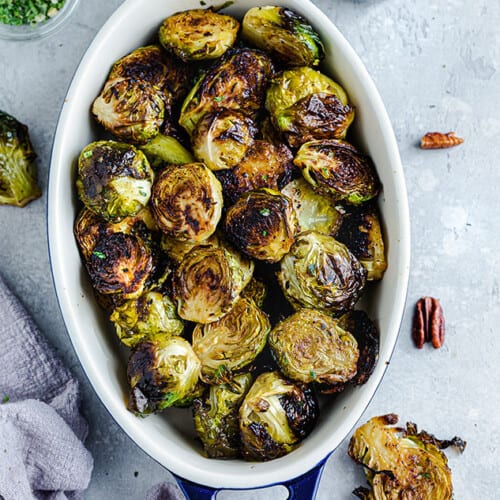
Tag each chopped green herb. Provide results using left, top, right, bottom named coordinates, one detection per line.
left=262, top=230, right=268, bottom=237
left=139, top=190, right=148, bottom=197
left=420, top=472, right=431, bottom=479
left=262, top=174, right=268, bottom=181
left=0, top=0, right=67, bottom=26
left=93, top=251, right=106, bottom=260
left=259, top=208, right=270, bottom=217
left=214, top=364, right=227, bottom=379
left=322, top=167, right=329, bottom=176
left=309, top=371, right=316, bottom=380
left=308, top=263, right=316, bottom=275
left=213, top=95, right=225, bottom=102
left=82, top=150, right=93, bottom=159
left=2, top=395, right=9, bottom=403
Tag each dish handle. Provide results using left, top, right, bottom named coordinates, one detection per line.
left=175, top=457, right=327, bottom=500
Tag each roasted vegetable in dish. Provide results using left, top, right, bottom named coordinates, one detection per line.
left=294, top=139, right=380, bottom=205
left=278, top=230, right=367, bottom=314
left=241, top=277, right=267, bottom=308
left=242, top=6, right=324, bottom=67
left=239, top=371, right=318, bottom=461
left=128, top=335, right=201, bottom=415
left=0, top=110, right=40, bottom=207
left=349, top=414, right=466, bottom=500
left=193, top=373, right=253, bottom=459
left=140, top=133, right=194, bottom=169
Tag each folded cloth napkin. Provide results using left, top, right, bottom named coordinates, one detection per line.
left=0, top=274, right=93, bottom=500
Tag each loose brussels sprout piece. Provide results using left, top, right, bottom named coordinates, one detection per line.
left=241, top=277, right=267, bottom=308
left=76, top=141, right=154, bottom=222
left=336, top=204, right=387, bottom=280
left=160, top=232, right=222, bottom=266
left=159, top=9, right=239, bottom=62
left=173, top=244, right=254, bottom=324
left=150, top=163, right=223, bottom=242
left=179, top=48, right=274, bottom=135
left=192, top=297, right=270, bottom=384
left=294, top=139, right=381, bottom=205
left=239, top=371, right=318, bottom=461
left=269, top=308, right=359, bottom=386
left=348, top=414, right=464, bottom=500
left=224, top=188, right=297, bottom=263
left=193, top=373, right=253, bottom=459
left=242, top=6, right=324, bottom=67
left=191, top=110, right=257, bottom=171
left=140, top=133, right=194, bottom=169
left=278, top=230, right=367, bottom=314
left=281, top=178, right=343, bottom=236
left=128, top=336, right=201, bottom=415
left=110, top=291, right=184, bottom=348
left=0, top=110, right=40, bottom=207
left=216, top=140, right=293, bottom=204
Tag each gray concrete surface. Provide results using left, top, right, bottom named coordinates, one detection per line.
left=0, top=0, right=499, bottom=498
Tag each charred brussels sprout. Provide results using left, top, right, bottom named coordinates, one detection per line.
left=281, top=178, right=342, bottom=236
left=179, top=48, right=274, bottom=135
left=294, top=140, right=381, bottom=205
left=192, top=297, right=271, bottom=384
left=159, top=9, right=239, bottom=62
left=191, top=110, right=257, bottom=171
left=278, top=230, right=367, bottom=314
left=242, top=6, right=324, bottom=67
left=173, top=244, right=254, bottom=324
left=150, top=163, right=223, bottom=242
left=239, top=371, right=318, bottom=461
left=128, top=336, right=201, bottom=415
left=348, top=414, right=463, bottom=500
left=193, top=373, right=253, bottom=459
left=269, top=308, right=359, bottom=386
left=0, top=110, right=41, bottom=207
left=140, top=133, right=194, bottom=169
left=110, top=291, right=184, bottom=348
left=224, top=188, right=297, bottom=263
left=241, top=277, right=267, bottom=308
left=336, top=203, right=387, bottom=280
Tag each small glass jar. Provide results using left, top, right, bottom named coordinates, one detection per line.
left=0, top=0, right=79, bottom=41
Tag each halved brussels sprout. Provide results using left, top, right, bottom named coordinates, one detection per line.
left=192, top=297, right=270, bottom=384
left=127, top=336, right=201, bottom=415
left=348, top=415, right=464, bottom=500
left=160, top=231, right=222, bottom=266
left=242, top=6, right=324, bottom=67
left=179, top=48, right=274, bottom=135
left=239, top=371, right=318, bottom=461
left=281, top=177, right=343, bottom=236
left=191, top=110, right=257, bottom=171
left=159, top=9, right=239, bottom=62
left=215, top=140, right=293, bottom=204
left=336, top=203, right=387, bottom=280
left=173, top=244, right=254, bottom=324
left=294, top=139, right=381, bottom=205
left=224, top=188, right=297, bottom=263
left=193, top=373, right=253, bottom=459
left=278, top=230, right=367, bottom=314
left=140, top=133, right=194, bottom=169
left=241, top=277, right=267, bottom=308
left=269, top=308, right=359, bottom=386
left=110, top=291, right=184, bottom=348
left=150, top=162, right=223, bottom=242
left=76, top=141, right=154, bottom=222
left=92, top=77, right=166, bottom=145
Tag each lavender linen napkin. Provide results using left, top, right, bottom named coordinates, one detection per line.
left=0, top=274, right=93, bottom=500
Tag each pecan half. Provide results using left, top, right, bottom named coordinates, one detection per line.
left=412, top=296, right=445, bottom=349
left=420, top=131, right=464, bottom=149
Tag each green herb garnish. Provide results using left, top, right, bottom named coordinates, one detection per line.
left=309, top=371, right=316, bottom=380
left=213, top=95, right=225, bottom=102
left=93, top=251, right=106, bottom=259
left=0, top=0, right=67, bottom=26
left=2, top=395, right=9, bottom=403
left=259, top=208, right=270, bottom=216
left=262, top=230, right=268, bottom=237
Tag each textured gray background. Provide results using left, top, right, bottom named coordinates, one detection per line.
left=0, top=0, right=499, bottom=498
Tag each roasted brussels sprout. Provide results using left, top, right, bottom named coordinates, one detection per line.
left=159, top=9, right=239, bottom=62
left=239, top=371, right=318, bottom=461
left=281, top=178, right=342, bottom=236
left=140, top=133, right=194, bottom=169
left=193, top=373, right=253, bottom=459
left=76, top=141, right=154, bottom=222
left=128, top=336, right=201, bottom=414
left=160, top=231, right=222, bottom=265
left=224, top=188, right=297, bottom=263
left=179, top=48, right=274, bottom=135
left=294, top=139, right=381, bottom=205
left=336, top=203, right=387, bottom=280
left=269, top=308, right=359, bottom=386
left=192, top=297, right=270, bottom=384
left=150, top=162, right=223, bottom=242
left=0, top=110, right=40, bottom=207
left=242, top=6, right=324, bottom=67
left=110, top=291, right=184, bottom=348
left=92, top=76, right=166, bottom=144
left=215, top=140, right=293, bottom=204
left=173, top=244, right=254, bottom=324
left=349, top=414, right=465, bottom=500
left=241, top=277, right=267, bottom=308
left=278, top=230, right=367, bottom=314
left=191, top=110, right=257, bottom=171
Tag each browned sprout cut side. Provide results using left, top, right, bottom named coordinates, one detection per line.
left=240, top=277, right=267, bottom=308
